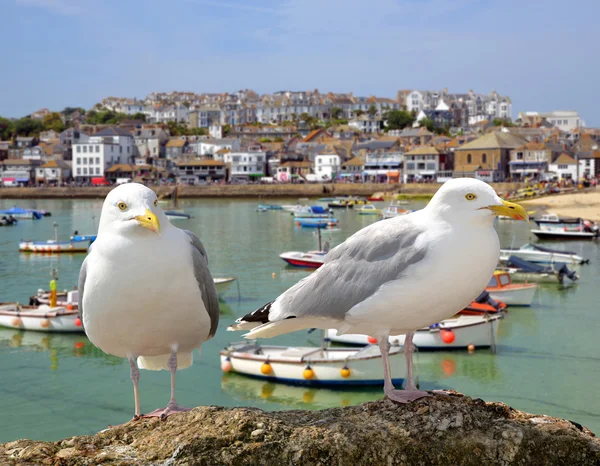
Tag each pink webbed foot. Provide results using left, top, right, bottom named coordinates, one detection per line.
left=385, top=388, right=430, bottom=403
left=142, top=401, right=191, bottom=420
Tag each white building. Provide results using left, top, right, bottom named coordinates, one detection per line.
left=348, top=116, right=381, bottom=134
left=223, top=147, right=266, bottom=181
left=72, top=127, right=134, bottom=181
left=548, top=153, right=578, bottom=180
left=314, top=153, right=341, bottom=181
left=196, top=138, right=240, bottom=156
left=540, top=111, right=584, bottom=132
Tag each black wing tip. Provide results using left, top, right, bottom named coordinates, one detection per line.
left=240, top=301, right=273, bottom=324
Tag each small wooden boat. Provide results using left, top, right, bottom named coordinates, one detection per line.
left=533, top=213, right=582, bottom=226
left=503, top=256, right=578, bottom=284
left=214, top=277, right=237, bottom=295
left=295, top=218, right=338, bottom=228
left=164, top=210, right=191, bottom=221
left=326, top=314, right=503, bottom=350
left=356, top=205, right=381, bottom=215
left=531, top=224, right=599, bottom=241
left=293, top=206, right=332, bottom=218
left=499, top=243, right=586, bottom=266
left=486, top=271, right=537, bottom=306
left=220, top=342, right=405, bottom=386
left=0, top=206, right=42, bottom=220
left=0, top=303, right=82, bottom=333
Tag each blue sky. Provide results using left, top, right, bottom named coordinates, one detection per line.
left=1, top=0, right=598, bottom=124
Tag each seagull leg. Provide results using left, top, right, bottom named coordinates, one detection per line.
left=143, top=349, right=191, bottom=420
left=129, top=357, right=142, bottom=420
left=380, top=333, right=429, bottom=403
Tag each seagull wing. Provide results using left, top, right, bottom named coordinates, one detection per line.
left=78, top=255, right=88, bottom=325
left=237, top=216, right=428, bottom=337
left=183, top=230, right=220, bottom=338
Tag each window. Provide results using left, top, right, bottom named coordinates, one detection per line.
left=417, top=163, right=425, bottom=170
left=77, top=168, right=81, bottom=175
left=76, top=146, right=81, bottom=153
left=96, top=167, right=100, bottom=174
left=83, top=167, right=88, bottom=175
left=82, top=157, right=87, bottom=164
left=488, top=277, right=497, bottom=287
left=499, top=275, right=510, bottom=286
left=467, top=154, right=472, bottom=164
left=426, top=163, right=436, bottom=170
left=89, top=146, right=93, bottom=153
left=120, top=146, right=123, bottom=153
left=96, top=157, right=100, bottom=164
left=96, top=145, right=100, bottom=152
left=558, top=164, right=568, bottom=169
left=76, top=158, right=81, bottom=165
left=83, top=146, right=87, bottom=153
left=482, top=153, right=487, bottom=164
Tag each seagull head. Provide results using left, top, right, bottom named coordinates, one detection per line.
left=98, top=183, right=165, bottom=236
left=426, top=178, right=528, bottom=224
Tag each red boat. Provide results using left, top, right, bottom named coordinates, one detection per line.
left=279, top=251, right=326, bottom=268
left=367, top=196, right=384, bottom=202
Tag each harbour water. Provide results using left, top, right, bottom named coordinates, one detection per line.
left=0, top=197, right=599, bottom=442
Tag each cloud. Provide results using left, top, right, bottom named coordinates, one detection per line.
left=15, top=0, right=84, bottom=16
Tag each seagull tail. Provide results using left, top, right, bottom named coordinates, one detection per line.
left=137, top=352, right=193, bottom=371
left=243, top=317, right=333, bottom=340
left=227, top=321, right=261, bottom=332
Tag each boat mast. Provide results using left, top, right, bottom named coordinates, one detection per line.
left=53, top=222, right=58, bottom=242
left=317, top=226, right=322, bottom=251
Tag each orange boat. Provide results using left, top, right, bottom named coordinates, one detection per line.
left=486, top=271, right=537, bottom=306
left=459, top=291, right=507, bottom=316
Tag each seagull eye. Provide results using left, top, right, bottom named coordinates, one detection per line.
left=117, top=202, right=128, bottom=211
left=153, top=199, right=158, bottom=207
left=465, top=193, right=477, bottom=201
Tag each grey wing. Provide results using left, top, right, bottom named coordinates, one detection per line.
left=272, top=217, right=427, bottom=322
left=78, top=256, right=88, bottom=323
left=183, top=230, right=220, bottom=338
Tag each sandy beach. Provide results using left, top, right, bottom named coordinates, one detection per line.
left=522, top=189, right=600, bottom=221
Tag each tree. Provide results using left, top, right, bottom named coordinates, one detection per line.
left=384, top=110, right=415, bottom=130
left=330, top=107, right=343, bottom=120
left=367, top=105, right=377, bottom=117
left=14, top=118, right=44, bottom=136
left=260, top=137, right=272, bottom=143
left=274, top=137, right=284, bottom=142
left=420, top=117, right=435, bottom=132
left=493, top=118, right=515, bottom=127
left=0, top=116, right=14, bottom=140
left=166, top=121, right=180, bottom=136
left=42, top=112, right=65, bottom=133
left=131, top=112, right=147, bottom=122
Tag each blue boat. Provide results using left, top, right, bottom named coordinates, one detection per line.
left=0, top=207, right=42, bottom=220
left=295, top=217, right=339, bottom=228
left=71, top=235, right=97, bottom=243
left=257, top=204, right=283, bottom=211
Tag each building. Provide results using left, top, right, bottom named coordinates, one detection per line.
left=348, top=115, right=381, bottom=134
left=35, top=160, right=72, bottom=185
left=314, top=153, right=341, bottom=181
left=72, top=127, right=134, bottom=181
left=362, top=152, right=402, bottom=183
left=340, top=157, right=364, bottom=181
left=39, top=130, right=60, bottom=142
left=540, top=111, right=583, bottom=132
left=508, top=142, right=553, bottom=180
left=165, top=138, right=188, bottom=160
left=175, top=159, right=226, bottom=184
left=223, top=148, right=266, bottom=181
left=403, top=146, right=440, bottom=182
left=195, top=138, right=240, bottom=157
left=548, top=153, right=578, bottom=180
left=276, top=161, right=312, bottom=182
left=1, top=159, right=38, bottom=185
left=454, top=131, right=527, bottom=182
left=133, top=127, right=169, bottom=158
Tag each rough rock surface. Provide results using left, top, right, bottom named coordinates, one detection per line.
left=1, top=392, right=598, bottom=465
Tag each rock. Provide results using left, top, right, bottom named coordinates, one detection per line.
left=0, top=393, right=598, bottom=465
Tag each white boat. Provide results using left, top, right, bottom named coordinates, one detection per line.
left=214, top=277, right=236, bottom=295
left=30, top=290, right=79, bottom=308
left=486, top=272, right=537, bottom=306
left=380, top=201, right=412, bottom=220
left=499, top=243, right=586, bottom=266
left=280, top=251, right=326, bottom=268
left=19, top=240, right=91, bottom=253
left=0, top=303, right=82, bottom=333
left=292, top=206, right=332, bottom=218
left=502, top=256, right=579, bottom=284
left=326, top=314, right=503, bottom=350
left=356, top=205, right=380, bottom=215
left=165, top=210, right=191, bottom=221
left=531, top=225, right=599, bottom=241
left=533, top=213, right=581, bottom=225
left=220, top=342, right=405, bottom=386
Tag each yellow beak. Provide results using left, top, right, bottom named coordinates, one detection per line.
left=487, top=200, right=529, bottom=221
left=134, top=209, right=160, bottom=233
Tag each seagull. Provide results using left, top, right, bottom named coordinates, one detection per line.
left=78, top=183, right=219, bottom=419
left=229, top=178, right=527, bottom=402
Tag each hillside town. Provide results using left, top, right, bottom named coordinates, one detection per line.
left=0, top=88, right=593, bottom=187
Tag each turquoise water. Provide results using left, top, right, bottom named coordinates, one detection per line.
left=0, top=197, right=598, bottom=442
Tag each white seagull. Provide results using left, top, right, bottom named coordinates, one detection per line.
left=79, top=183, right=219, bottom=419
left=230, top=178, right=527, bottom=402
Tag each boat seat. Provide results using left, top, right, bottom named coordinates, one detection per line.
left=279, top=348, right=320, bottom=358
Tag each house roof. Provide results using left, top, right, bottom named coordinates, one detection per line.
left=94, top=127, right=133, bottom=138
left=40, top=159, right=71, bottom=169
left=280, top=161, right=312, bottom=168
left=175, top=159, right=225, bottom=167
left=303, top=128, right=330, bottom=143
left=166, top=139, right=187, bottom=148
left=215, top=148, right=231, bottom=154
left=106, top=164, right=134, bottom=173
left=405, top=146, right=439, bottom=156
left=455, top=132, right=527, bottom=151
left=2, top=158, right=33, bottom=166
left=552, top=153, right=577, bottom=165
left=398, top=128, right=433, bottom=137
left=342, top=157, right=364, bottom=167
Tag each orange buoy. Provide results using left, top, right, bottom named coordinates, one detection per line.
left=40, top=319, right=51, bottom=329
left=260, top=362, right=272, bottom=375
left=74, top=318, right=83, bottom=327
left=221, top=358, right=233, bottom=372
left=467, top=344, right=475, bottom=353
left=66, top=304, right=74, bottom=310
left=441, top=358, right=456, bottom=376
left=440, top=329, right=455, bottom=344
left=74, top=342, right=85, bottom=349
left=303, top=365, right=315, bottom=380
left=340, top=366, right=351, bottom=378
left=367, top=336, right=378, bottom=344
left=11, top=317, right=22, bottom=327
left=272, top=272, right=276, bottom=278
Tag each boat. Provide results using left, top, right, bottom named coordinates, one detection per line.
left=164, top=210, right=192, bottom=221
left=214, top=277, right=237, bottom=295
left=486, top=271, right=537, bottom=306
left=367, top=193, right=385, bottom=202
left=257, top=204, right=283, bottom=211
left=0, top=303, right=82, bottom=333
left=282, top=199, right=310, bottom=212
left=70, top=234, right=97, bottom=243
left=533, top=213, right=582, bottom=226
left=220, top=342, right=405, bottom=386
left=380, top=201, right=412, bottom=220
left=30, top=289, right=79, bottom=308
left=0, top=215, right=18, bottom=226
left=459, top=291, right=507, bottom=316
left=325, top=314, right=503, bottom=350
left=317, top=197, right=337, bottom=202
left=328, top=199, right=354, bottom=209
left=499, top=243, right=587, bottom=266
left=280, top=251, right=326, bottom=268
left=503, top=256, right=579, bottom=284
left=293, top=206, right=332, bottom=218
left=531, top=223, right=599, bottom=241
left=0, top=206, right=42, bottom=220
left=356, top=205, right=381, bottom=215
left=19, top=240, right=91, bottom=253
left=295, top=218, right=339, bottom=228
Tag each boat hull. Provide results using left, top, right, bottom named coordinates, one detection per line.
left=0, top=304, right=82, bottom=333
left=487, top=285, right=537, bottom=306
left=214, top=277, right=236, bottom=295
left=280, top=252, right=325, bottom=268
left=531, top=230, right=598, bottom=241
left=499, top=249, right=583, bottom=266
left=19, top=241, right=90, bottom=253
left=220, top=344, right=405, bottom=386
left=326, top=315, right=503, bottom=349
left=295, top=218, right=338, bottom=228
